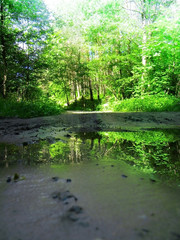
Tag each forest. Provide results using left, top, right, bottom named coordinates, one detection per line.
left=0, top=0, right=180, bottom=117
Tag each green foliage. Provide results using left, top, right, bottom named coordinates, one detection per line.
left=1, top=0, right=179, bottom=115
left=100, top=95, right=180, bottom=112
left=0, top=98, right=64, bottom=118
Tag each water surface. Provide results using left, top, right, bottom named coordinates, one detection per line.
left=0, top=129, right=180, bottom=240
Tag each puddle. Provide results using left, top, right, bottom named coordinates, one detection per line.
left=0, top=129, right=180, bottom=240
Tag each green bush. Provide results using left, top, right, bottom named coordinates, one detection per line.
left=0, top=98, right=64, bottom=118
left=100, top=95, right=180, bottom=112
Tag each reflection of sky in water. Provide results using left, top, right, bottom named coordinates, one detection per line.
left=0, top=130, right=180, bottom=182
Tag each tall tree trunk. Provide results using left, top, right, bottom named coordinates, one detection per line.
left=89, top=78, right=94, bottom=101
left=1, top=1, right=7, bottom=98
left=141, top=0, right=148, bottom=94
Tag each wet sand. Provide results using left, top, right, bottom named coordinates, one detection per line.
left=0, top=160, right=180, bottom=240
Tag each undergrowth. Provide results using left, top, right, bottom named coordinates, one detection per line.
left=0, top=98, right=64, bottom=118
left=99, top=95, right=180, bottom=112
left=0, top=95, right=179, bottom=118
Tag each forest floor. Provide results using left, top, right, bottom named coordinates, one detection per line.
left=0, top=111, right=180, bottom=144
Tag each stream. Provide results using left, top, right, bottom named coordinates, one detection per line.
left=0, top=129, right=180, bottom=240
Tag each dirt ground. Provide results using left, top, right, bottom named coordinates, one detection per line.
left=0, top=111, right=180, bottom=144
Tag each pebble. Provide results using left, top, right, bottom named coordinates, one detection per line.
left=6, top=177, right=11, bottom=183
left=66, top=178, right=72, bottom=182
left=52, top=177, right=59, bottom=182
left=122, top=174, right=128, bottom=178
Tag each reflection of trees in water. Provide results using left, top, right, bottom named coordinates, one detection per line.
left=100, top=131, right=180, bottom=179
left=0, top=130, right=179, bottom=180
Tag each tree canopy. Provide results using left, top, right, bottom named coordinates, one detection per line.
left=0, top=0, right=179, bottom=115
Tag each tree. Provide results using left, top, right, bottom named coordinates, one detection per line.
left=0, top=0, right=50, bottom=99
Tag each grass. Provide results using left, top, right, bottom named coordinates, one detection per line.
left=99, top=95, right=180, bottom=112
left=0, top=98, right=64, bottom=118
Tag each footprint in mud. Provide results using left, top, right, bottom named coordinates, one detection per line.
left=66, top=205, right=84, bottom=222
left=64, top=205, right=90, bottom=227
left=51, top=190, right=78, bottom=203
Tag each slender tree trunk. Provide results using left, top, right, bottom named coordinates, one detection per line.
left=1, top=1, right=7, bottom=98
left=89, top=78, right=94, bottom=101
left=141, top=0, right=148, bottom=94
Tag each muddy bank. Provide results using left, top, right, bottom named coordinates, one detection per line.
left=0, top=111, right=180, bottom=144
left=0, top=159, right=180, bottom=240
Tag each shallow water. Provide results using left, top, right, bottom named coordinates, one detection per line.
left=0, top=129, right=180, bottom=240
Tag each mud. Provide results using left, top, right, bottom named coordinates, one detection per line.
left=0, top=111, right=180, bottom=144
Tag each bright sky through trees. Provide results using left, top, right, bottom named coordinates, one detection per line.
left=43, top=0, right=81, bottom=11
left=43, top=0, right=180, bottom=12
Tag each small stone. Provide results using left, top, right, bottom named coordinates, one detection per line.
left=6, top=177, right=11, bottom=183
left=66, top=178, right=72, bottom=182
left=51, top=192, right=61, bottom=199
left=122, top=174, right=128, bottom=178
left=52, top=177, right=59, bottom=182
